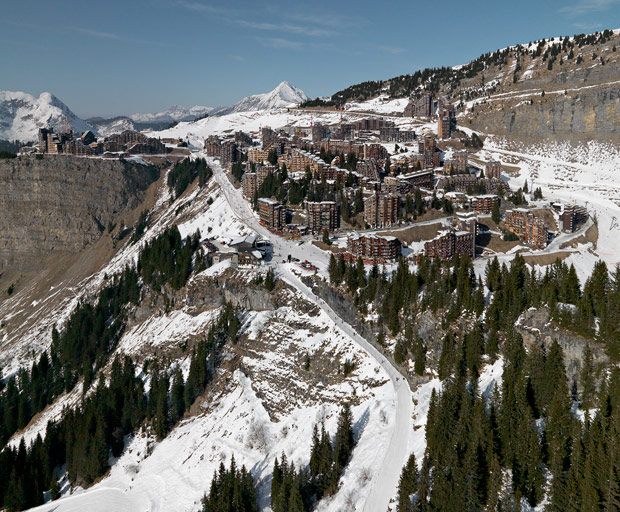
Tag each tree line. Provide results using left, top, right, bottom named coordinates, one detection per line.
left=0, top=305, right=240, bottom=511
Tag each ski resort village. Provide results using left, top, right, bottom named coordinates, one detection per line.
left=0, top=12, right=619, bottom=512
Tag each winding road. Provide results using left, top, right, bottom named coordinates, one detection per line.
left=207, top=156, right=413, bottom=512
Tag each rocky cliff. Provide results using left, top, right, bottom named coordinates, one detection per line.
left=0, top=155, right=159, bottom=271
left=460, top=32, right=620, bottom=142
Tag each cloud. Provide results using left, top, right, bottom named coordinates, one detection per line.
left=70, top=27, right=123, bottom=40
left=228, top=54, right=245, bottom=62
left=237, top=19, right=332, bottom=37
left=560, top=0, right=620, bottom=16
left=258, top=37, right=305, bottom=50
left=68, top=26, right=176, bottom=48
left=174, top=1, right=234, bottom=15
left=377, top=45, right=405, bottom=55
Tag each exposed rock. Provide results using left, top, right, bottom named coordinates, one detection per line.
left=0, top=155, right=159, bottom=272
left=516, top=306, right=608, bottom=384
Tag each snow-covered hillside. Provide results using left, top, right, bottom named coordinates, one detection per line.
left=0, top=91, right=95, bottom=142
left=1, top=160, right=404, bottom=512
left=130, top=105, right=214, bottom=124
left=217, top=81, right=307, bottom=115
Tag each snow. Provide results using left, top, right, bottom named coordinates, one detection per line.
left=0, top=90, right=95, bottom=142
left=216, top=81, right=307, bottom=116
left=345, top=95, right=409, bottom=114
left=130, top=105, right=214, bottom=124
left=26, top=284, right=398, bottom=512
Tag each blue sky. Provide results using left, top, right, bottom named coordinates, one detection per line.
left=1, top=0, right=619, bottom=117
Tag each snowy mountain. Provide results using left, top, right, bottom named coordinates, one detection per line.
left=217, top=81, right=307, bottom=115
left=0, top=91, right=95, bottom=142
left=87, top=116, right=136, bottom=137
left=129, top=105, right=214, bottom=124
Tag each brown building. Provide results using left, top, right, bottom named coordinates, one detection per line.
left=437, top=109, right=451, bottom=140
left=258, top=198, right=285, bottom=230
left=424, top=230, right=475, bottom=259
left=485, top=160, right=502, bottom=179
left=561, top=205, right=588, bottom=233
left=347, top=234, right=401, bottom=263
left=356, top=159, right=381, bottom=181
left=279, top=148, right=327, bottom=174
left=405, top=92, right=433, bottom=118
left=242, top=172, right=257, bottom=200
left=417, top=132, right=441, bottom=168
left=261, top=126, right=277, bottom=148
left=306, top=201, right=340, bottom=234
left=379, top=126, right=416, bottom=142
left=364, top=143, right=389, bottom=160
left=205, top=135, right=221, bottom=157
left=248, top=147, right=271, bottom=164
left=452, top=151, right=468, bottom=173
left=399, top=169, right=434, bottom=189
left=220, top=140, right=238, bottom=166
left=364, top=192, right=399, bottom=228
left=503, top=209, right=549, bottom=249
left=311, top=123, right=329, bottom=143
left=472, top=195, right=500, bottom=214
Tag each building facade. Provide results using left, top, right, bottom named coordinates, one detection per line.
left=347, top=234, right=401, bottom=263
left=306, top=201, right=340, bottom=234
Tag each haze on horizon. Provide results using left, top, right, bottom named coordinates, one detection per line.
left=1, top=0, right=619, bottom=118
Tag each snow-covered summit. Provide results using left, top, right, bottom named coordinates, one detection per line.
left=0, top=90, right=94, bottom=142
left=219, top=81, right=307, bottom=115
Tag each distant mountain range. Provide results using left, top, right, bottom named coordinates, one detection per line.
left=0, top=81, right=308, bottom=142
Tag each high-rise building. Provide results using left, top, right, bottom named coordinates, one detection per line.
left=306, top=201, right=340, bottom=234
left=364, top=193, right=399, bottom=228
left=258, top=198, right=285, bottom=230
left=347, top=234, right=401, bottom=263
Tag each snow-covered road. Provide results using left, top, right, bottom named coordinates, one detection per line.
left=208, top=157, right=413, bottom=511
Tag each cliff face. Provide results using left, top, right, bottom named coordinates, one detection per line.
left=0, top=155, right=159, bottom=271
left=460, top=33, right=620, bottom=142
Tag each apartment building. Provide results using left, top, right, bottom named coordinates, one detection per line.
left=424, top=229, right=475, bottom=259
left=364, top=193, right=399, bottom=228
left=437, top=109, right=451, bottom=140
left=248, top=147, right=271, bottom=164
left=279, top=148, right=327, bottom=174
left=220, top=140, right=239, bottom=167
left=561, top=205, right=588, bottom=233
left=452, top=151, right=468, bottom=173
left=306, top=201, right=340, bottom=234
left=347, top=234, right=401, bottom=263
left=399, top=169, right=434, bottom=189
left=485, top=160, right=502, bottom=179
left=472, top=195, right=500, bottom=214
left=311, top=123, right=329, bottom=143
left=258, top=198, right=285, bottom=230
left=503, top=209, right=549, bottom=249
left=404, top=92, right=433, bottom=118
left=379, top=126, right=416, bottom=142
left=261, top=126, right=277, bottom=148
left=356, top=159, right=381, bottom=181
left=242, top=172, right=257, bottom=200
left=205, top=135, right=221, bottom=157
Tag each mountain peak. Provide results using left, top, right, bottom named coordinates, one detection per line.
left=221, top=81, right=307, bottom=115
left=0, top=90, right=94, bottom=142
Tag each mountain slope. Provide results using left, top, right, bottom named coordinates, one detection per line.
left=0, top=91, right=95, bottom=142
left=130, top=105, right=214, bottom=124
left=305, top=29, right=620, bottom=141
left=217, top=81, right=307, bottom=115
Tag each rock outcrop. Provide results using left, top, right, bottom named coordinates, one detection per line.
left=0, top=155, right=159, bottom=271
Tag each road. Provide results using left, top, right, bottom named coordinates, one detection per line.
left=208, top=156, right=413, bottom=512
